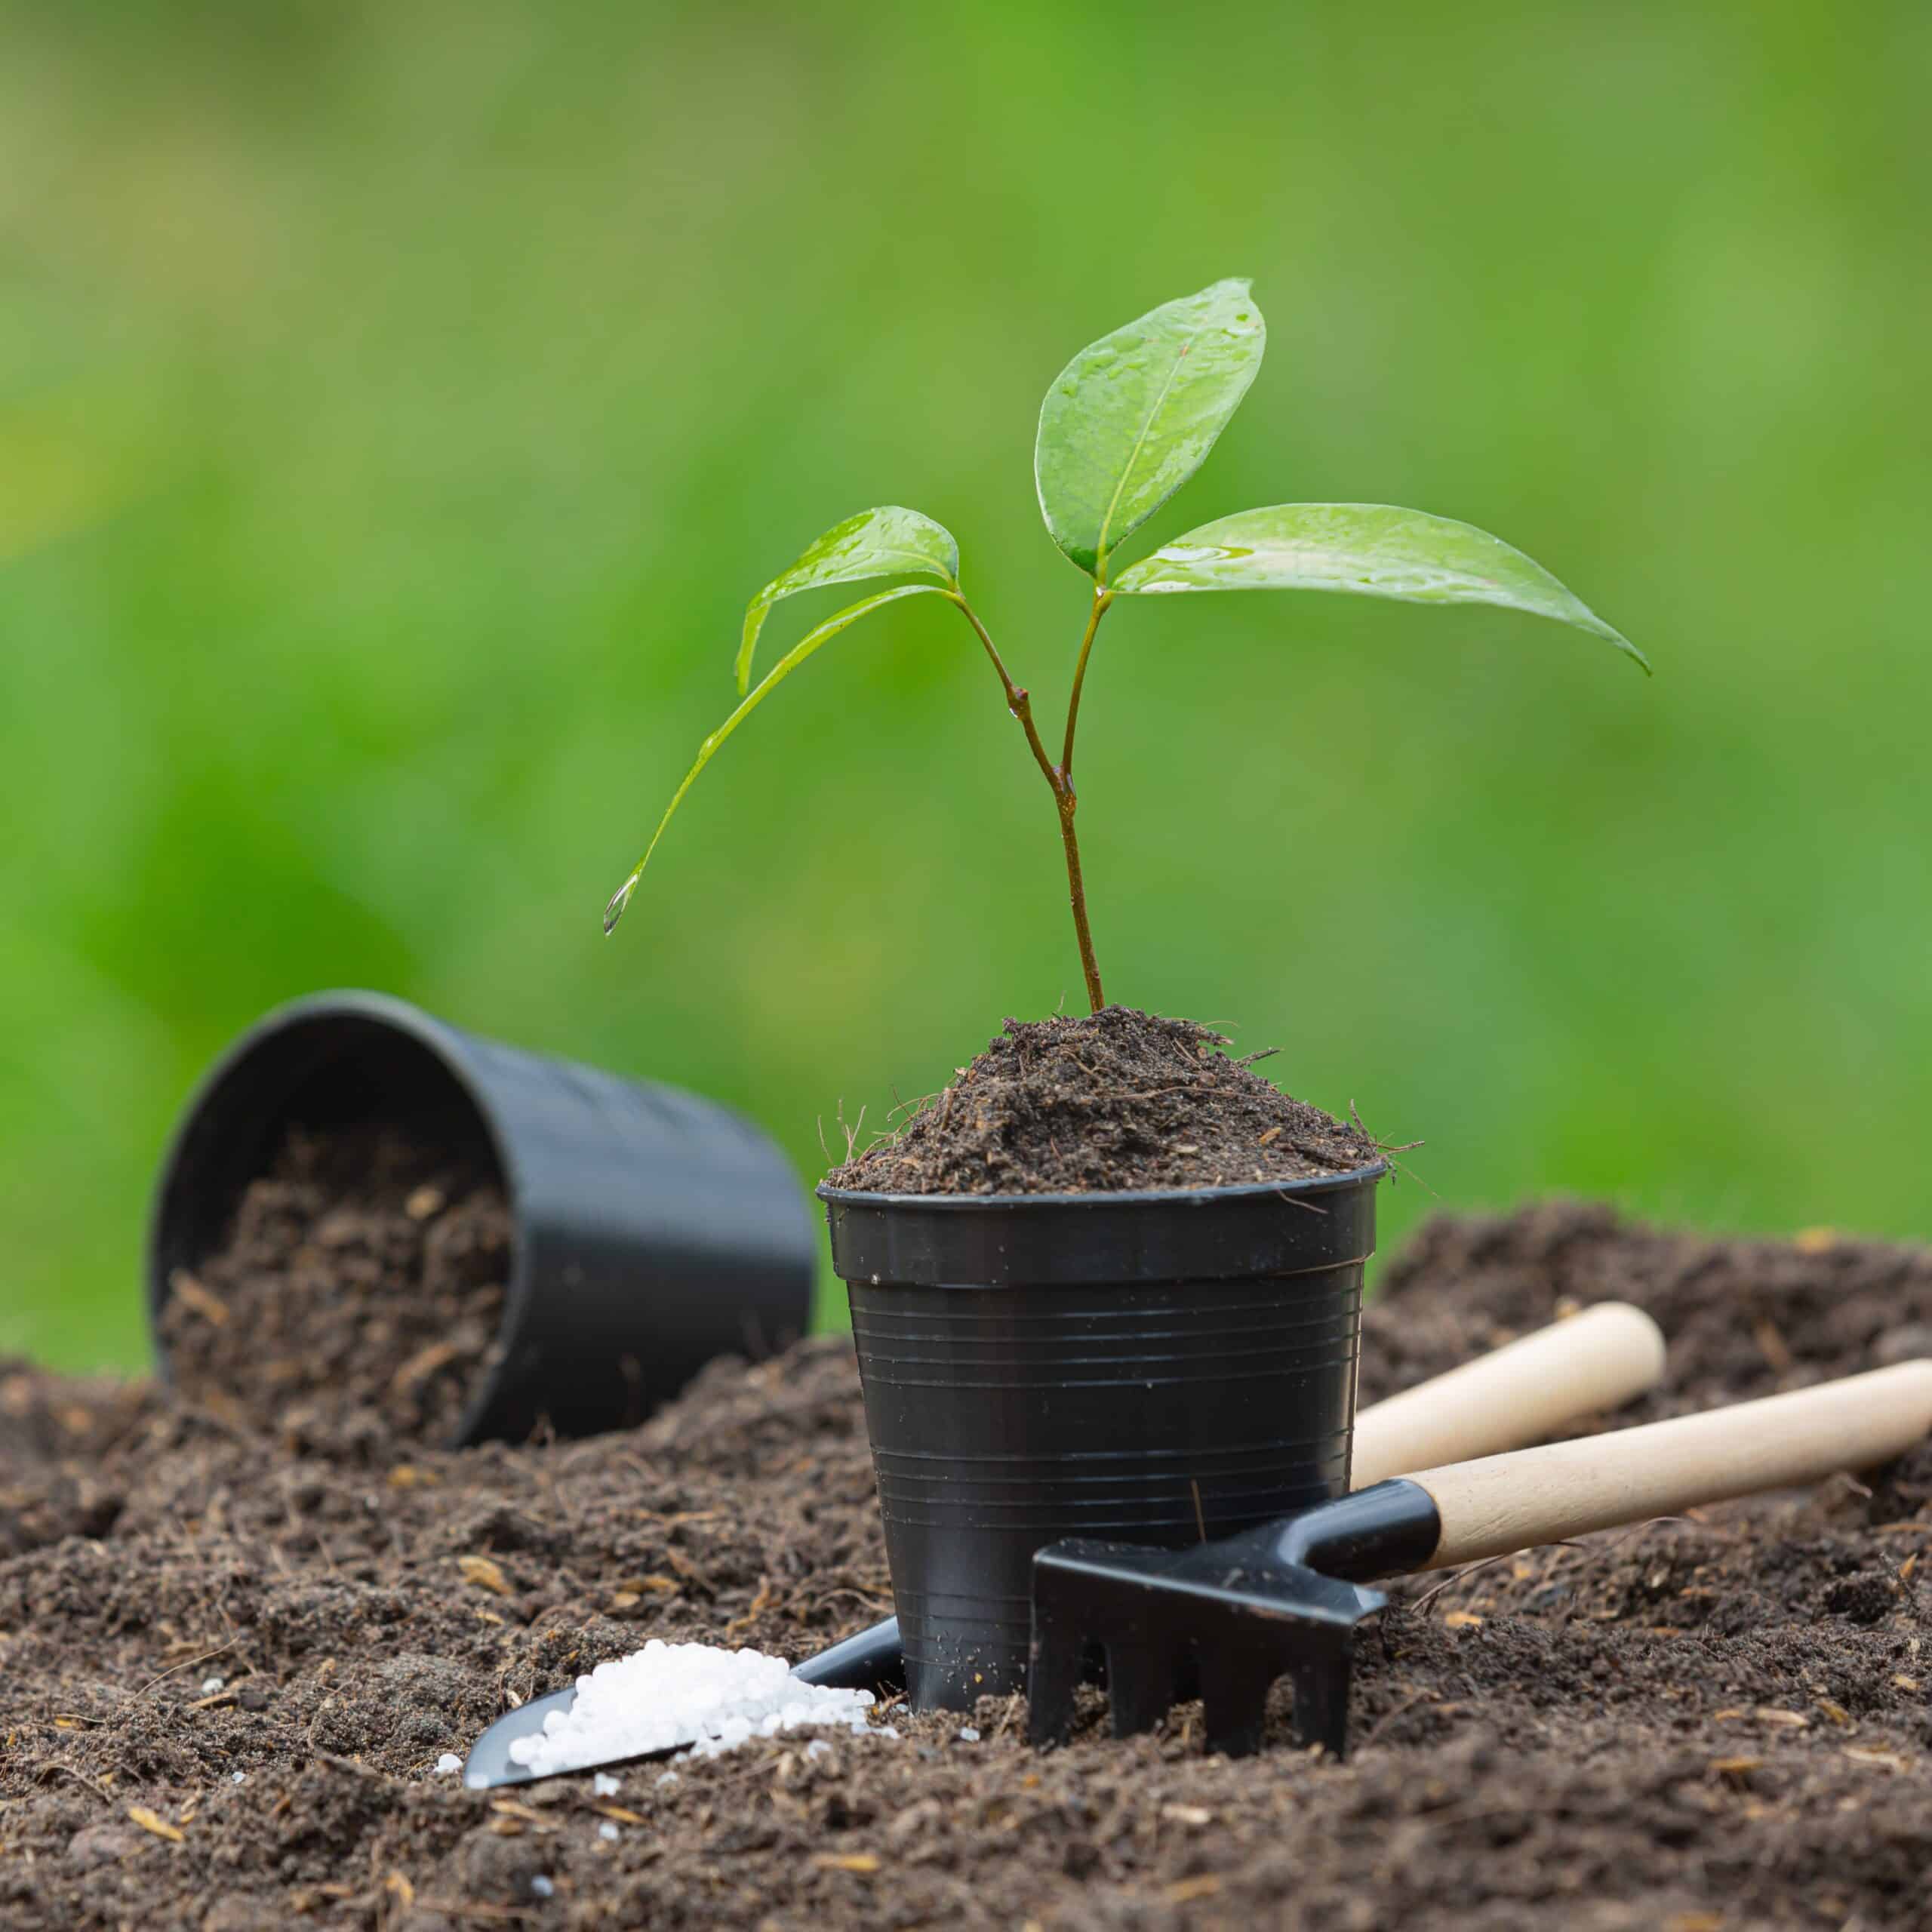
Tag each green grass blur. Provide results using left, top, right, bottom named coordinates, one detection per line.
left=4, top=1, right=1929, bottom=1371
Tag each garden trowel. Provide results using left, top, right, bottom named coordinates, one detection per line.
left=463, top=1302, right=1665, bottom=1786
left=1029, top=1359, right=1932, bottom=1761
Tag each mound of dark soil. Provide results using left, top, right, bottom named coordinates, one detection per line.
left=5, top=1201, right=1931, bottom=1929
left=156, top=1124, right=512, bottom=1451
left=829, top=1007, right=1382, bottom=1194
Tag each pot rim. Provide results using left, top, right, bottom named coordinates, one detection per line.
left=816, top=1157, right=1387, bottom=1212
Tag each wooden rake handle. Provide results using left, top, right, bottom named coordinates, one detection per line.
left=1352, top=1303, right=1666, bottom=1491
left=1409, top=1361, right=1932, bottom=1571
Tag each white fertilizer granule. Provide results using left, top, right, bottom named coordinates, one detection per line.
left=502, top=1638, right=887, bottom=1780
left=433, top=1753, right=463, bottom=1776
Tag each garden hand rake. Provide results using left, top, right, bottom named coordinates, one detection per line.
left=1029, top=1360, right=1932, bottom=1761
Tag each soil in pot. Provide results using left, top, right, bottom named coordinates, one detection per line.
left=5, top=1201, right=1932, bottom=1927
left=826, top=1006, right=1383, bottom=1193
left=156, top=1120, right=512, bottom=1451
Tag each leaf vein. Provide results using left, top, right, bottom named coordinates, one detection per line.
left=1093, top=320, right=1209, bottom=579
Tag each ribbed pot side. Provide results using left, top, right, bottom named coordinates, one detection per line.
left=820, top=1164, right=1385, bottom=1711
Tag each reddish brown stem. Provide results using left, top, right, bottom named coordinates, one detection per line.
left=950, top=594, right=1108, bottom=1013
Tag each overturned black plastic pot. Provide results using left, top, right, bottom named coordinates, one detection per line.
left=820, top=1164, right=1386, bottom=1710
left=149, top=990, right=815, bottom=1445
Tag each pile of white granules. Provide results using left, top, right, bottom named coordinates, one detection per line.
left=494, top=1639, right=889, bottom=1782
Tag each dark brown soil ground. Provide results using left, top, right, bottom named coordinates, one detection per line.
left=5, top=1201, right=1932, bottom=1930
left=828, top=1008, right=1383, bottom=1194
left=156, top=1124, right=512, bottom=1451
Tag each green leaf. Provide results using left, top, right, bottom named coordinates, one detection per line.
left=1034, top=278, right=1266, bottom=582
left=605, top=583, right=949, bottom=934
left=1112, top=503, right=1648, bottom=670
left=736, top=507, right=958, bottom=693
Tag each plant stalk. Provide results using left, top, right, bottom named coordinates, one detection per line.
left=1060, top=589, right=1112, bottom=780
left=950, top=593, right=1109, bottom=1013
left=1054, top=786, right=1106, bottom=1013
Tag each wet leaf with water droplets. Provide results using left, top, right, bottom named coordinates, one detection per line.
left=1113, top=503, right=1647, bottom=670
left=736, top=507, right=958, bottom=691
left=1035, top=278, right=1264, bottom=581
left=604, top=584, right=950, bottom=933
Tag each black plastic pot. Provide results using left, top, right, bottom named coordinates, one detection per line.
left=820, top=1165, right=1386, bottom=1710
left=149, top=990, right=816, bottom=1445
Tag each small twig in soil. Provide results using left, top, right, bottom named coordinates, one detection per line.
left=781, top=1583, right=894, bottom=1620
left=1232, top=1047, right=1281, bottom=1068
left=1411, top=1555, right=1523, bottom=1615
left=1544, top=1515, right=1722, bottom=1571
left=35, top=1762, right=113, bottom=1803
left=1417, top=1515, right=1721, bottom=1615
left=1357, top=1100, right=1437, bottom=1197
left=412, top=1901, right=534, bottom=1926
left=1284, top=1138, right=1363, bottom=1170
left=1263, top=1189, right=1329, bottom=1214
left=129, top=1639, right=237, bottom=1701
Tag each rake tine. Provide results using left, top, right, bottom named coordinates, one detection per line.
left=1105, top=1640, right=1183, bottom=1737
left=1290, top=1647, right=1353, bottom=1760
left=1026, top=1626, right=1085, bottom=1746
left=1196, top=1649, right=1278, bottom=1758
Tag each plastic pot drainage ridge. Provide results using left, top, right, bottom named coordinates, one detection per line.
left=149, top=989, right=816, bottom=1445
left=820, top=1163, right=1386, bottom=1710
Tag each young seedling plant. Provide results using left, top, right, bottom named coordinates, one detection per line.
left=604, top=277, right=1646, bottom=1008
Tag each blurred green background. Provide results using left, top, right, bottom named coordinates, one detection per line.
left=4, top=1, right=1928, bottom=1371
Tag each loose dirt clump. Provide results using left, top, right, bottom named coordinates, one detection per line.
left=4, top=1200, right=1932, bottom=1928
left=829, top=1006, right=1383, bottom=1193
left=157, top=1123, right=512, bottom=1451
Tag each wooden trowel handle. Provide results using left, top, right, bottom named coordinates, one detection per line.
left=1351, top=1303, right=1666, bottom=1491
left=1410, top=1361, right=1932, bottom=1571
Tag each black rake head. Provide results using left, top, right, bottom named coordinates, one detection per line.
left=1026, top=1526, right=1387, bottom=1760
